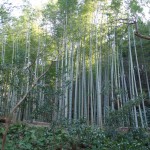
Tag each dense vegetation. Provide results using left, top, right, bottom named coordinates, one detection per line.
left=0, top=0, right=150, bottom=149
left=1, top=120, right=150, bottom=150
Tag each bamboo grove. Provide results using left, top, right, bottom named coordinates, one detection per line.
left=0, top=0, right=150, bottom=128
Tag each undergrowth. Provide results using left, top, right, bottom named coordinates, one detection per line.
left=0, top=120, right=150, bottom=150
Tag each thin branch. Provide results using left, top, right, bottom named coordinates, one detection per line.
left=116, top=18, right=150, bottom=40
left=132, top=21, right=150, bottom=40
left=1, top=66, right=50, bottom=150
left=11, top=66, right=50, bottom=114
left=134, top=32, right=150, bottom=40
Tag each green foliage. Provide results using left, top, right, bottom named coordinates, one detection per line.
left=111, top=0, right=122, bottom=12
left=0, top=121, right=150, bottom=149
left=105, top=94, right=147, bottom=128
left=130, top=0, right=143, bottom=14
left=0, top=2, right=11, bottom=24
left=58, top=0, right=78, bottom=14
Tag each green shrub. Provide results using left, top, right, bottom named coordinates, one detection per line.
left=0, top=120, right=150, bottom=150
